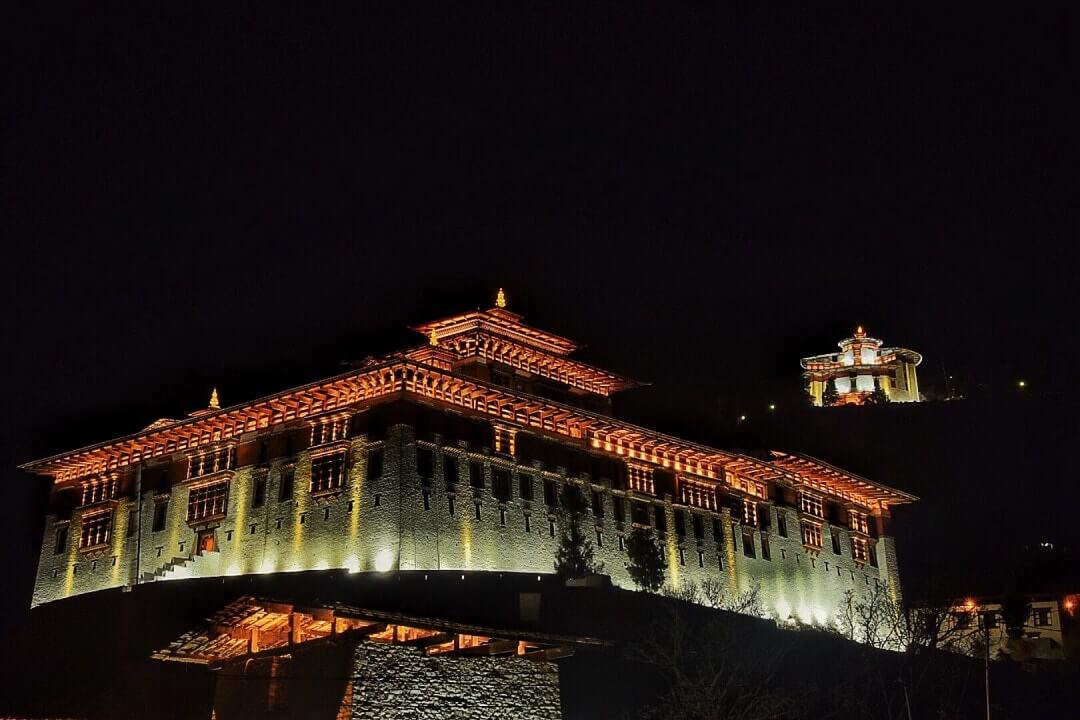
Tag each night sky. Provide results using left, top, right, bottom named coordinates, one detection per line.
left=5, top=1, right=1078, bottom=637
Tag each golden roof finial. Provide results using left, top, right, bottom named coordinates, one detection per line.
left=495, top=287, right=507, bottom=308
left=209, top=387, right=220, bottom=410
left=429, top=329, right=439, bottom=347
left=855, top=325, right=865, bottom=337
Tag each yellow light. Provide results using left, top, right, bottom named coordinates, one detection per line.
left=209, top=387, right=220, bottom=409
left=1017, top=379, right=1027, bottom=389
left=495, top=288, right=507, bottom=308
left=738, top=415, right=747, bottom=422
left=768, top=404, right=776, bottom=411
left=374, top=549, right=394, bottom=573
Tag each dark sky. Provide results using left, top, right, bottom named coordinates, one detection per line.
left=4, top=2, right=1078, bottom=620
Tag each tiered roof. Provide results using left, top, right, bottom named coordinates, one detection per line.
left=21, top=297, right=916, bottom=510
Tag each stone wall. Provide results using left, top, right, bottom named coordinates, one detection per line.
left=32, top=421, right=899, bottom=634
left=351, top=641, right=561, bottom=720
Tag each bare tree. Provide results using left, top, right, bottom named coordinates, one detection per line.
left=626, top=603, right=795, bottom=720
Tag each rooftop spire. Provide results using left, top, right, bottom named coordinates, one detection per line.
left=209, top=388, right=220, bottom=410
left=495, top=287, right=507, bottom=308
left=855, top=325, right=865, bottom=338
left=429, top=329, right=439, bottom=346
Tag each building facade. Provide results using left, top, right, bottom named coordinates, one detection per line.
left=25, top=295, right=916, bottom=630
left=801, top=327, right=923, bottom=406
left=939, top=594, right=1079, bottom=662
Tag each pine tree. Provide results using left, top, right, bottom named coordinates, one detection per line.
left=625, top=527, right=666, bottom=592
left=822, top=382, right=839, bottom=407
left=864, top=387, right=889, bottom=405
left=554, top=521, right=603, bottom=578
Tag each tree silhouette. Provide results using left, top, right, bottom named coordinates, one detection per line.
left=625, top=527, right=666, bottom=592
left=554, top=481, right=603, bottom=578
left=554, top=521, right=603, bottom=578
left=864, top=387, right=889, bottom=405
left=822, top=382, right=839, bottom=407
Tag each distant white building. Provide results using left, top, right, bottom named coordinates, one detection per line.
left=801, top=327, right=922, bottom=406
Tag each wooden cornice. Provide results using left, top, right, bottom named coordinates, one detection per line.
left=21, top=358, right=916, bottom=509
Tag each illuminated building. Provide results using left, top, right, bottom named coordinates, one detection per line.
left=24, top=292, right=916, bottom=632
left=937, top=593, right=1079, bottom=661
left=801, top=327, right=923, bottom=406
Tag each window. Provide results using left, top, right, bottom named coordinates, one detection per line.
left=524, top=514, right=531, bottom=533
left=761, top=535, right=771, bottom=560
left=849, top=511, right=870, bottom=535
left=801, top=521, right=822, bottom=548
left=729, top=474, right=767, bottom=499
left=519, top=474, right=534, bottom=501
left=742, top=499, right=758, bottom=527
left=712, top=518, right=723, bottom=542
left=310, top=417, right=349, bottom=447
left=692, top=514, right=704, bottom=539
left=543, top=479, right=558, bottom=507
left=127, top=510, right=137, bottom=536
left=1032, top=608, right=1052, bottom=627
left=152, top=501, right=168, bottom=532
left=618, top=534, right=625, bottom=551
left=366, top=448, right=384, bottom=479
left=851, top=537, right=869, bottom=562
left=868, top=544, right=878, bottom=567
left=499, top=508, right=507, bottom=527
left=799, top=493, right=824, bottom=518
left=417, top=447, right=434, bottom=480
left=613, top=496, right=626, bottom=523
left=832, top=533, right=843, bottom=555
left=952, top=611, right=973, bottom=629
left=596, top=530, right=603, bottom=547
left=627, top=465, right=655, bottom=494
left=252, top=473, right=267, bottom=509
left=632, top=502, right=650, bottom=527
left=80, top=512, right=111, bottom=549
left=310, top=452, right=346, bottom=494
left=698, top=550, right=705, bottom=567
left=443, top=455, right=458, bottom=485
left=422, top=489, right=430, bottom=511
left=188, top=481, right=228, bottom=522
left=742, top=527, right=756, bottom=558
left=492, top=469, right=511, bottom=501
left=81, top=478, right=116, bottom=506
left=188, top=447, right=236, bottom=480
left=680, top=479, right=716, bottom=510
left=279, top=465, right=295, bottom=502
left=493, top=426, right=516, bottom=455
left=54, top=525, right=68, bottom=554
left=980, top=611, right=999, bottom=629
left=674, top=510, right=686, bottom=537
left=654, top=507, right=667, bottom=534
left=469, top=462, right=484, bottom=489
left=777, top=513, right=788, bottom=538
left=678, top=547, right=686, bottom=566
left=591, top=490, right=605, bottom=518
left=549, top=520, right=556, bottom=538
left=474, top=502, right=482, bottom=521
left=448, top=495, right=455, bottom=516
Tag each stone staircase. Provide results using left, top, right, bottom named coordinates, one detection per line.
left=140, top=549, right=221, bottom=583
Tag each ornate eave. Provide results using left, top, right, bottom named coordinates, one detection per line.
left=414, top=307, right=579, bottom=357
left=23, top=304, right=916, bottom=511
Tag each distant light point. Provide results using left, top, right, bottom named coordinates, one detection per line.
left=738, top=414, right=747, bottom=422
left=768, top=403, right=777, bottom=411
left=1017, top=379, right=1027, bottom=389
